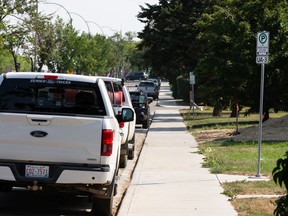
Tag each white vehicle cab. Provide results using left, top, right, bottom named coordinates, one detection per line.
left=0, top=72, right=134, bottom=216
left=99, top=77, right=136, bottom=168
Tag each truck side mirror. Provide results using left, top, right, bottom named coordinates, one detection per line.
left=116, top=107, right=134, bottom=122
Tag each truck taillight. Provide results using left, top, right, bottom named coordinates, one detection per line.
left=44, top=75, right=58, bottom=80
left=36, top=75, right=65, bottom=80
left=101, top=129, right=114, bottom=156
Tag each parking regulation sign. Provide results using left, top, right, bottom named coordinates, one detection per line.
left=256, top=56, right=268, bottom=64
left=256, top=31, right=269, bottom=64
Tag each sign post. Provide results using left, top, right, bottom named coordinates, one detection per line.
left=189, top=72, right=195, bottom=119
left=256, top=31, right=269, bottom=177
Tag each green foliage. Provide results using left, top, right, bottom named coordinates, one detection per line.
left=272, top=151, right=288, bottom=190
left=170, top=83, right=177, bottom=99
left=198, top=140, right=288, bottom=176
left=272, top=151, right=288, bottom=215
left=274, top=195, right=288, bottom=216
left=176, top=75, right=190, bottom=102
left=0, top=3, right=142, bottom=74
left=138, top=0, right=212, bottom=82
left=138, top=0, right=288, bottom=112
left=0, top=0, right=37, bottom=22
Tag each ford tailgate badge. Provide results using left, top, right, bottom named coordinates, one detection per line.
left=30, top=131, right=48, bottom=138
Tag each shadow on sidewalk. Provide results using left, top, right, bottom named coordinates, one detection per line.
left=149, top=127, right=188, bottom=132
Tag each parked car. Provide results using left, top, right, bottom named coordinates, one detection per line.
left=148, top=75, right=161, bottom=87
left=137, top=80, right=159, bottom=100
left=100, top=77, right=136, bottom=167
left=129, top=90, right=152, bottom=129
left=147, top=78, right=160, bottom=91
left=125, top=72, right=148, bottom=81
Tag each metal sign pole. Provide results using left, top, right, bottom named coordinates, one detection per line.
left=255, top=31, right=269, bottom=177
left=192, top=83, right=195, bottom=119
left=256, top=63, right=265, bottom=177
left=189, top=72, right=195, bottom=119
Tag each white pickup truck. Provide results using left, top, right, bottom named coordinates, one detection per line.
left=100, top=77, right=136, bottom=168
left=0, top=72, right=134, bottom=216
left=137, top=80, right=159, bottom=100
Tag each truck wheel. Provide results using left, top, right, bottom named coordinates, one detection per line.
left=0, top=184, right=12, bottom=192
left=142, top=118, right=149, bottom=129
left=91, top=194, right=113, bottom=216
left=119, top=154, right=127, bottom=168
left=91, top=174, right=116, bottom=216
left=128, top=148, right=134, bottom=160
left=128, top=134, right=135, bottom=160
left=128, top=133, right=135, bottom=144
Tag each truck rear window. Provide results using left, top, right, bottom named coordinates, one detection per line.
left=139, top=82, right=154, bottom=87
left=0, top=78, right=106, bottom=116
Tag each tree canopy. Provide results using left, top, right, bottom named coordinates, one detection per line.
left=0, top=2, right=145, bottom=76
left=138, top=0, right=288, bottom=112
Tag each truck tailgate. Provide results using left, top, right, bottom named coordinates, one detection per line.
left=0, top=113, right=103, bottom=164
left=138, top=86, right=154, bottom=94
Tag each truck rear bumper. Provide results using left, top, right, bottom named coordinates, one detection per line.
left=0, top=162, right=111, bottom=184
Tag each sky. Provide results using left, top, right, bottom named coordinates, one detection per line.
left=38, top=0, right=159, bottom=36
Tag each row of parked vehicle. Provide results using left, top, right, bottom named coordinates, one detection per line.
left=0, top=72, right=137, bottom=216
left=0, top=72, right=160, bottom=216
left=101, top=75, right=163, bottom=168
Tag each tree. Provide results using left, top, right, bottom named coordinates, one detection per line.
left=0, top=0, right=37, bottom=22
left=137, top=0, right=288, bottom=117
left=0, top=0, right=37, bottom=46
left=137, top=0, right=214, bottom=83
left=44, top=17, right=78, bottom=73
left=194, top=0, right=288, bottom=116
left=2, top=22, right=30, bottom=71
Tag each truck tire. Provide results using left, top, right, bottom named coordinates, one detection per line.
left=142, top=117, right=149, bottom=129
left=91, top=195, right=113, bottom=216
left=128, top=134, right=135, bottom=160
left=119, top=154, right=127, bottom=168
left=128, top=148, right=134, bottom=160
left=0, top=183, right=12, bottom=192
left=128, top=133, right=135, bottom=144
left=91, top=193, right=113, bottom=216
left=91, top=174, right=116, bottom=216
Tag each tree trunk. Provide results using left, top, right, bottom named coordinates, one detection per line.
left=30, top=57, right=34, bottom=71
left=9, top=50, right=17, bottom=72
left=262, top=106, right=269, bottom=122
left=230, top=103, right=239, bottom=118
left=213, top=106, right=222, bottom=117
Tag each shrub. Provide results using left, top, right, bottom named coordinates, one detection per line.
left=272, top=151, right=288, bottom=215
left=176, top=75, right=190, bottom=102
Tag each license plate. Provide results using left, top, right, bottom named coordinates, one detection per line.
left=25, top=165, right=49, bottom=178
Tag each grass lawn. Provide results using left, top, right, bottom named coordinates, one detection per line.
left=180, top=108, right=288, bottom=216
left=199, top=140, right=288, bottom=176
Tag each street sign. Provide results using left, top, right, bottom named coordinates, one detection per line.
left=256, top=31, right=269, bottom=64
left=255, top=31, right=270, bottom=177
left=256, top=31, right=269, bottom=55
left=189, top=72, right=195, bottom=85
left=256, top=56, right=268, bottom=64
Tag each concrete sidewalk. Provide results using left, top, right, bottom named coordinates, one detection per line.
left=117, top=83, right=238, bottom=216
